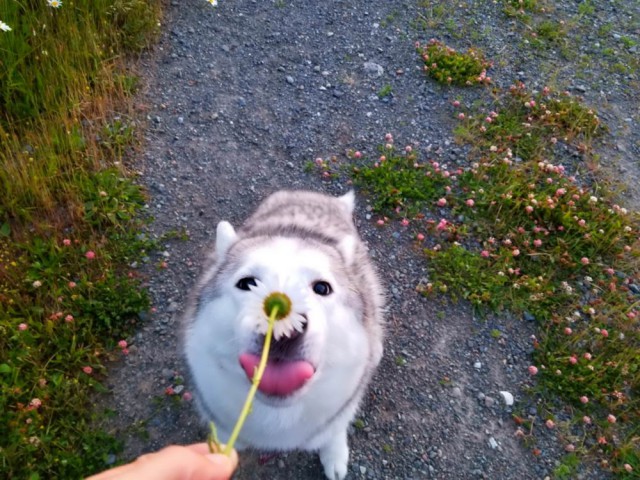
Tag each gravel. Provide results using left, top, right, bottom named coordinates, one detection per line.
left=100, top=0, right=638, bottom=478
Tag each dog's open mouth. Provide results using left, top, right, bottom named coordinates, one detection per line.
left=239, top=322, right=314, bottom=397
left=239, top=353, right=314, bottom=397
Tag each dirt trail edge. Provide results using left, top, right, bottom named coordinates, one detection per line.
left=101, top=1, right=638, bottom=478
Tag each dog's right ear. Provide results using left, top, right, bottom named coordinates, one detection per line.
left=216, top=221, right=237, bottom=259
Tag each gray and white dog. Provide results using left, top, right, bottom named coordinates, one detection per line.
left=183, top=190, right=384, bottom=480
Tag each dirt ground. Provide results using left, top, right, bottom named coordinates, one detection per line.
left=100, top=1, right=638, bottom=478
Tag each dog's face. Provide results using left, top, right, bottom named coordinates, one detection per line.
left=192, top=229, right=370, bottom=406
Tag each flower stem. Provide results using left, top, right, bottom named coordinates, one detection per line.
left=222, top=305, right=278, bottom=456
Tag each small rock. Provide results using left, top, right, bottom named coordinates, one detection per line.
left=499, top=391, right=514, bottom=406
left=484, top=396, right=495, bottom=408
left=286, top=76, right=294, bottom=84
left=167, top=302, right=179, bottom=313
left=363, top=62, right=384, bottom=78
left=173, top=385, right=184, bottom=394
left=452, top=387, right=462, bottom=397
left=359, top=465, right=367, bottom=474
left=488, top=437, right=498, bottom=449
left=523, top=311, right=535, bottom=322
left=473, top=361, right=482, bottom=370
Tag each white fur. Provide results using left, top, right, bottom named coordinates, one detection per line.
left=185, top=192, right=383, bottom=480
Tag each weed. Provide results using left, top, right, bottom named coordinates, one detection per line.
left=0, top=0, right=160, bottom=477
left=348, top=143, right=450, bottom=218
left=416, top=39, right=492, bottom=86
left=578, top=1, right=595, bottom=16
left=378, top=84, right=393, bottom=99
left=554, top=453, right=580, bottom=478
left=535, top=20, right=567, bottom=45
left=320, top=81, right=639, bottom=474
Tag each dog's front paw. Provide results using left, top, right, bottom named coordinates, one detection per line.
left=319, top=432, right=349, bottom=480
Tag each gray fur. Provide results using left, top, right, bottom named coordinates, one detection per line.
left=182, top=190, right=385, bottom=480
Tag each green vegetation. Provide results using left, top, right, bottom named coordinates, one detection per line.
left=0, top=0, right=161, bottom=477
left=377, top=84, right=393, bottom=99
left=416, top=39, right=491, bottom=86
left=313, top=42, right=639, bottom=477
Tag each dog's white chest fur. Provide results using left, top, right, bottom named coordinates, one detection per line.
left=183, top=191, right=384, bottom=480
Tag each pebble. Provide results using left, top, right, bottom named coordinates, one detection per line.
left=167, top=302, right=179, bottom=313
left=484, top=396, right=495, bottom=408
left=499, top=391, right=514, bottom=406
left=488, top=437, right=498, bottom=449
left=286, top=76, right=294, bottom=84
left=474, top=361, right=482, bottom=370
left=363, top=62, right=384, bottom=78
left=452, top=387, right=462, bottom=397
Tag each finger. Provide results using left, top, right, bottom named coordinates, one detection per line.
left=86, top=444, right=238, bottom=480
left=85, top=462, right=137, bottom=480
left=86, top=449, right=164, bottom=480
left=115, top=445, right=236, bottom=480
left=185, top=442, right=239, bottom=465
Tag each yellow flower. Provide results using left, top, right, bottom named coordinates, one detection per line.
left=206, top=0, right=218, bottom=6
left=244, top=279, right=309, bottom=341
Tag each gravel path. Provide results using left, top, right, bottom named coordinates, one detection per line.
left=102, top=1, right=638, bottom=478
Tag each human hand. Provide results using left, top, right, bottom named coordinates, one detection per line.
left=86, top=443, right=238, bottom=480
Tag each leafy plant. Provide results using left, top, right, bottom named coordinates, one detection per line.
left=416, top=39, right=492, bottom=86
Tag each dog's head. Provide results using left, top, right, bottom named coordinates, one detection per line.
left=189, top=222, right=372, bottom=405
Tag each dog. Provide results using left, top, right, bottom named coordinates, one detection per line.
left=183, top=190, right=384, bottom=479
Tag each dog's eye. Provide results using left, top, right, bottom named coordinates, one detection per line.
left=312, top=281, right=332, bottom=296
left=235, top=277, right=257, bottom=291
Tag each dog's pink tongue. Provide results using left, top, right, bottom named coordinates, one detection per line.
left=239, top=353, right=314, bottom=397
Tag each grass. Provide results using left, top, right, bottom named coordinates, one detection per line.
left=0, top=0, right=161, bottom=477
left=313, top=41, right=639, bottom=477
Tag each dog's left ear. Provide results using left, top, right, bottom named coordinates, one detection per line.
left=216, top=221, right=237, bottom=260
left=338, top=190, right=355, bottom=214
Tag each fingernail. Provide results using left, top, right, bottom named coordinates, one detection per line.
left=206, top=453, right=231, bottom=466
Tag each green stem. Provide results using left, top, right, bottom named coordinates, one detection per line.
left=222, top=306, right=278, bottom=456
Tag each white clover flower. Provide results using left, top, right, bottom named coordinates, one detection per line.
left=243, top=279, right=310, bottom=341
left=0, top=20, right=11, bottom=32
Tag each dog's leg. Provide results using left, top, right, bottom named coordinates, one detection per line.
left=319, top=428, right=349, bottom=480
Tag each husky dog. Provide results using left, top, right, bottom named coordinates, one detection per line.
left=183, top=190, right=384, bottom=480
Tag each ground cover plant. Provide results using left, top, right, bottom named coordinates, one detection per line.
left=314, top=40, right=638, bottom=477
left=0, top=0, right=160, bottom=477
left=416, top=39, right=492, bottom=86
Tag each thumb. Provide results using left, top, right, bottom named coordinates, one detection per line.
left=202, top=449, right=238, bottom=480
